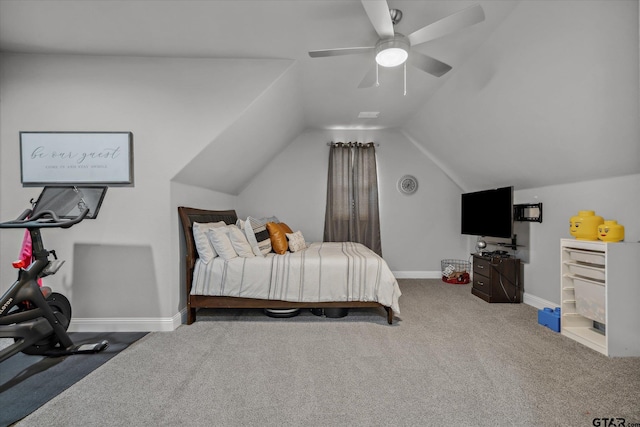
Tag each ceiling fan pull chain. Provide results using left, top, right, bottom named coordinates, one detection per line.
left=403, top=62, right=407, bottom=96
left=375, top=63, right=380, bottom=87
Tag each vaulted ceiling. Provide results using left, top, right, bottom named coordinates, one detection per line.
left=0, top=0, right=517, bottom=130
left=1, top=1, right=638, bottom=193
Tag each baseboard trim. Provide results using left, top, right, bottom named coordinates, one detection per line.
left=393, top=271, right=441, bottom=279
left=393, top=272, right=558, bottom=311
left=66, top=292, right=556, bottom=332
left=69, top=310, right=185, bottom=332
left=523, top=293, right=557, bottom=310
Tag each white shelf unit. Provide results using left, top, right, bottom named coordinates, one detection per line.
left=560, top=239, right=640, bottom=356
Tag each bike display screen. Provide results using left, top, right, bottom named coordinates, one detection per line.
left=32, top=186, right=107, bottom=219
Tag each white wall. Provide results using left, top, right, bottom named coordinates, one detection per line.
left=172, top=62, right=305, bottom=195
left=404, top=0, right=639, bottom=193
left=0, top=53, right=292, bottom=330
left=515, top=174, right=640, bottom=305
left=236, top=128, right=469, bottom=275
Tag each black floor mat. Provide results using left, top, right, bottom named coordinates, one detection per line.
left=0, top=332, right=147, bottom=426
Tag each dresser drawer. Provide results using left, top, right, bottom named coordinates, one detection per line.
left=471, top=273, right=492, bottom=303
left=565, top=261, right=605, bottom=281
left=473, top=275, right=491, bottom=291
left=473, top=257, right=491, bottom=276
left=564, top=248, right=605, bottom=266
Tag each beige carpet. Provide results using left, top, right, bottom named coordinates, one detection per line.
left=16, top=280, right=640, bottom=426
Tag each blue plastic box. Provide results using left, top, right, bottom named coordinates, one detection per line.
left=538, top=307, right=561, bottom=332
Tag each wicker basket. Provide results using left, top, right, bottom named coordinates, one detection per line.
left=441, top=259, right=471, bottom=284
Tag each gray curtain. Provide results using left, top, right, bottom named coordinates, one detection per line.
left=323, top=142, right=382, bottom=256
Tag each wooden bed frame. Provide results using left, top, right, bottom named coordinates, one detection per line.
left=178, top=206, right=394, bottom=324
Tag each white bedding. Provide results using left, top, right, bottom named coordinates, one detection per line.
left=191, top=241, right=401, bottom=314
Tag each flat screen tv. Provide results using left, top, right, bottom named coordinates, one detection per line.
left=461, top=186, right=513, bottom=239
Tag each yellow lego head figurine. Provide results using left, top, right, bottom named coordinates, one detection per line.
left=569, top=210, right=604, bottom=240
left=597, top=220, right=624, bottom=242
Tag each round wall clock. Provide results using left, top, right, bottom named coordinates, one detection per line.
left=398, top=175, right=418, bottom=195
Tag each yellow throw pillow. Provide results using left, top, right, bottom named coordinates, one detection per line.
left=267, top=222, right=293, bottom=254
left=279, top=222, right=293, bottom=234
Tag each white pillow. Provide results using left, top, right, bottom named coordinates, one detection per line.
left=286, top=231, right=307, bottom=253
left=192, top=221, right=227, bottom=263
left=206, top=228, right=238, bottom=261
left=227, top=225, right=255, bottom=258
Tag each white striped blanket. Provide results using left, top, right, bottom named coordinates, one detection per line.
left=191, top=241, right=401, bottom=314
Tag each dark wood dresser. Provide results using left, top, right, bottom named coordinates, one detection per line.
left=472, top=254, right=522, bottom=303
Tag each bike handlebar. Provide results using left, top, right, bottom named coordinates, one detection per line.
left=0, top=207, right=90, bottom=229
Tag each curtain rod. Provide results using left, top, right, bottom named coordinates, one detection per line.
left=327, top=141, right=379, bottom=146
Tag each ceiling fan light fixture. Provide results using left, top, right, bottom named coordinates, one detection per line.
left=375, top=35, right=409, bottom=67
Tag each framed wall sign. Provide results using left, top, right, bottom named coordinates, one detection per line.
left=20, top=132, right=134, bottom=186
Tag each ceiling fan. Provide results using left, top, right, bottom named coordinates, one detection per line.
left=308, top=0, right=485, bottom=91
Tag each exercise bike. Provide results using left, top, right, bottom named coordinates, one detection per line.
left=0, top=186, right=109, bottom=362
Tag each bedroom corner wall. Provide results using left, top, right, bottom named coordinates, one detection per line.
left=169, top=181, right=238, bottom=316
left=0, top=53, right=293, bottom=331
left=236, top=128, right=469, bottom=276
left=402, top=0, right=639, bottom=194
left=515, top=174, right=640, bottom=307
left=400, top=0, right=639, bottom=308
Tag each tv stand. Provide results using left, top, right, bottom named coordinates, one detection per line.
left=471, top=254, right=522, bottom=303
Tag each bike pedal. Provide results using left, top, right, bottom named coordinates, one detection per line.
left=42, top=260, right=65, bottom=277
left=73, top=340, right=109, bottom=354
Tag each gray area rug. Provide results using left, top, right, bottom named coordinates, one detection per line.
left=15, top=280, right=640, bottom=426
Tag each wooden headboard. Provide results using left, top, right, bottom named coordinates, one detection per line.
left=177, top=207, right=238, bottom=295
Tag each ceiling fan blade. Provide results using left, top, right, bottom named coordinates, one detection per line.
left=408, top=4, right=485, bottom=47
left=361, top=0, right=394, bottom=39
left=358, top=67, right=377, bottom=88
left=309, top=47, right=374, bottom=58
left=410, top=52, right=452, bottom=77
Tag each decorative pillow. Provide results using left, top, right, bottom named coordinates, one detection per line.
left=206, top=228, right=238, bottom=261
left=286, top=230, right=307, bottom=253
left=244, top=216, right=273, bottom=256
left=279, top=222, right=293, bottom=234
left=227, top=225, right=255, bottom=258
left=266, top=222, right=294, bottom=255
left=192, top=221, right=227, bottom=263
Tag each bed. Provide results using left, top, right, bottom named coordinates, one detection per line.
left=178, top=207, right=401, bottom=324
